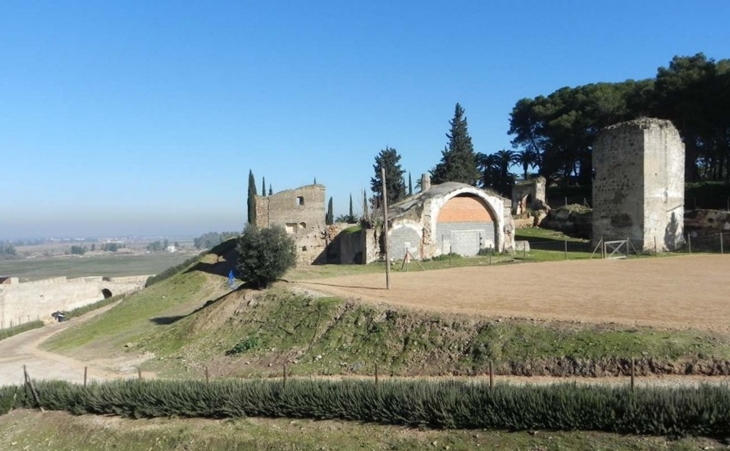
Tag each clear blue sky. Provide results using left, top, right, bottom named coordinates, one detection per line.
left=2, top=1, right=729, bottom=239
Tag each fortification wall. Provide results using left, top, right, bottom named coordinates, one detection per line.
left=0, top=276, right=146, bottom=328
left=254, top=184, right=327, bottom=264
left=593, top=118, right=684, bottom=251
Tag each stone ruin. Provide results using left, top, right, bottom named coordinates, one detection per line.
left=511, top=176, right=548, bottom=216
left=592, top=118, right=685, bottom=252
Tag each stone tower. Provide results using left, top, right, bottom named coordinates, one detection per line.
left=592, top=118, right=685, bottom=252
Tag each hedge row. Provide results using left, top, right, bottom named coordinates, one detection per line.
left=0, top=321, right=44, bottom=342
left=2, top=379, right=730, bottom=438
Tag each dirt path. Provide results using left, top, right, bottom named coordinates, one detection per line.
left=0, top=305, right=124, bottom=386
left=298, top=254, right=730, bottom=331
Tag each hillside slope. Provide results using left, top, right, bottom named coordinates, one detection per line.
left=42, top=242, right=730, bottom=379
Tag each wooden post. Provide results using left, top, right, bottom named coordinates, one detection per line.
left=283, top=364, right=287, bottom=389
left=625, top=238, right=630, bottom=259
left=721, top=233, right=724, bottom=255
left=523, top=243, right=527, bottom=260
left=489, top=361, right=494, bottom=389
left=688, top=234, right=692, bottom=254
left=205, top=366, right=210, bottom=384
left=381, top=167, right=390, bottom=290
left=23, top=365, right=44, bottom=412
left=374, top=362, right=379, bottom=388
left=564, top=239, right=568, bottom=260
left=601, top=236, right=606, bottom=259
left=449, top=245, right=452, bottom=267
left=630, top=358, right=635, bottom=393
left=489, top=248, right=492, bottom=266
left=138, top=368, right=142, bottom=380
left=84, top=366, right=88, bottom=387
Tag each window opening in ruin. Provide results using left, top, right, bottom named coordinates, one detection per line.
left=302, top=246, right=307, bottom=251
left=285, top=223, right=297, bottom=234
left=299, top=222, right=306, bottom=229
left=101, top=288, right=113, bottom=299
left=296, top=196, right=304, bottom=206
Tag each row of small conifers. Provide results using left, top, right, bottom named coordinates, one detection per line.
left=2, top=378, right=730, bottom=438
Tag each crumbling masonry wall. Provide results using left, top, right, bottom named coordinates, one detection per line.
left=0, top=276, right=147, bottom=328
left=254, top=184, right=327, bottom=264
left=592, top=118, right=685, bottom=252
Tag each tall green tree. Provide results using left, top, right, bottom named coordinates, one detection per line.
left=348, top=194, right=354, bottom=221
left=430, top=103, right=480, bottom=185
left=268, top=184, right=273, bottom=196
left=408, top=173, right=413, bottom=196
left=371, top=147, right=406, bottom=208
left=247, top=170, right=257, bottom=225
left=261, top=177, right=266, bottom=197
left=326, top=197, right=334, bottom=225
left=236, top=225, right=296, bottom=289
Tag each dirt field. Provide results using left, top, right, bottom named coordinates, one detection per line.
left=299, top=254, right=730, bottom=331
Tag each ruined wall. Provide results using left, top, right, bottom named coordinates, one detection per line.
left=592, top=118, right=684, bottom=251
left=0, top=276, right=147, bottom=328
left=254, top=184, right=327, bottom=264
left=511, top=177, right=547, bottom=215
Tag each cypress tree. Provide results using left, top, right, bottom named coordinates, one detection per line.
left=247, top=170, right=257, bottom=225
left=348, top=194, right=354, bottom=222
left=430, top=103, right=480, bottom=185
left=268, top=184, right=272, bottom=196
left=362, top=190, right=369, bottom=221
left=326, top=197, right=334, bottom=225
left=408, top=172, right=413, bottom=196
left=262, top=177, right=266, bottom=197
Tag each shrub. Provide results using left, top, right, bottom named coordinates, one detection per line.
left=236, top=226, right=296, bottom=289
left=432, top=252, right=462, bottom=261
left=7, top=379, right=730, bottom=438
left=0, top=321, right=44, bottom=342
left=225, top=336, right=260, bottom=355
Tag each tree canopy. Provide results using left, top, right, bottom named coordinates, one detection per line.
left=370, top=147, right=406, bottom=208
left=430, top=103, right=480, bottom=185
left=508, top=53, right=730, bottom=185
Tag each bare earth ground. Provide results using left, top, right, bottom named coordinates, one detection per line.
left=0, top=305, right=124, bottom=386
left=298, top=254, right=730, bottom=332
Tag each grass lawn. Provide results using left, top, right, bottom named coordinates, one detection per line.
left=0, top=410, right=722, bottom=451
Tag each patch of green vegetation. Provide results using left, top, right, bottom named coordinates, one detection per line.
left=6, top=379, right=730, bottom=438
left=141, top=289, right=730, bottom=378
left=516, top=227, right=589, bottom=243
left=0, top=410, right=720, bottom=451
left=61, top=294, right=124, bottom=321
left=145, top=252, right=204, bottom=287
left=342, top=224, right=362, bottom=234
left=0, top=320, right=44, bottom=342
left=0, top=253, right=197, bottom=281
left=43, top=271, right=214, bottom=354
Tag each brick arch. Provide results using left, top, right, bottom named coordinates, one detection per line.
left=431, top=188, right=505, bottom=255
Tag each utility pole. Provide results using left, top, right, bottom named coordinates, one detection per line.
left=381, top=167, right=390, bottom=290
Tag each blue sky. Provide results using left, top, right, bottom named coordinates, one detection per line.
left=2, top=1, right=729, bottom=239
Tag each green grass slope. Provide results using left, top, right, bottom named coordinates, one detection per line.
left=138, top=287, right=730, bottom=379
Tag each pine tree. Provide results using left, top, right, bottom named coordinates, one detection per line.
left=262, top=177, right=266, bottom=197
left=430, top=103, right=480, bottom=185
left=247, top=170, right=257, bottom=225
left=408, top=172, right=413, bottom=196
left=326, top=197, right=334, bottom=225
left=371, top=147, right=406, bottom=208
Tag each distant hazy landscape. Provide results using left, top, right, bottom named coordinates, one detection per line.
left=0, top=240, right=198, bottom=280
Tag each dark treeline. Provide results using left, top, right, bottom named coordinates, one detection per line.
left=509, top=53, right=730, bottom=187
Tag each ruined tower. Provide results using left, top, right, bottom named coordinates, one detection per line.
left=592, top=118, right=685, bottom=252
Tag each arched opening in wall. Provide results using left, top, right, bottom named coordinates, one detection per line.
left=436, top=194, right=497, bottom=256
left=101, top=288, right=113, bottom=299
